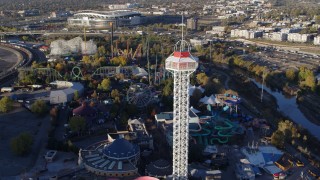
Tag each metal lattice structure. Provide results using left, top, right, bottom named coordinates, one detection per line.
left=126, top=83, right=153, bottom=108
left=19, top=67, right=63, bottom=82
left=165, top=40, right=198, bottom=179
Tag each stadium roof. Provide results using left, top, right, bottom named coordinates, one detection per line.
left=74, top=10, right=141, bottom=18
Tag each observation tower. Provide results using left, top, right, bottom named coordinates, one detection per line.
left=165, top=36, right=198, bottom=178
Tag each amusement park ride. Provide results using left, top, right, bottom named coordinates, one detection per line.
left=165, top=16, right=198, bottom=179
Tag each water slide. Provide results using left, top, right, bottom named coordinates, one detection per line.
left=210, top=118, right=234, bottom=144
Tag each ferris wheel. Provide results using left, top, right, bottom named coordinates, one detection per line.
left=127, top=83, right=153, bottom=108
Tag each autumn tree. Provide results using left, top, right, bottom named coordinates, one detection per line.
left=91, top=90, right=98, bottom=99
left=110, top=56, right=127, bottom=66
left=286, top=69, right=296, bottom=82
left=55, top=62, right=65, bottom=72
left=82, top=55, right=91, bottom=64
left=196, top=73, right=209, bottom=85
left=111, top=89, right=121, bottom=103
left=271, top=130, right=285, bottom=148
left=98, top=78, right=111, bottom=91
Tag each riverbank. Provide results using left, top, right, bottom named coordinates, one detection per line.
left=297, top=94, right=320, bottom=126
left=214, top=63, right=320, bottom=161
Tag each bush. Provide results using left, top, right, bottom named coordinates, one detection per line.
left=0, top=96, right=13, bottom=113
left=10, top=132, right=33, bottom=156
left=30, top=100, right=48, bottom=116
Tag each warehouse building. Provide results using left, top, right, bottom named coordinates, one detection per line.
left=49, top=81, right=84, bottom=104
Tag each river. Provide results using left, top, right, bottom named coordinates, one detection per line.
left=251, top=78, right=320, bottom=139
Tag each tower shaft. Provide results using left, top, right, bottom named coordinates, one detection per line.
left=172, top=70, right=192, bottom=180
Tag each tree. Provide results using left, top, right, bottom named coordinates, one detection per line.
left=98, top=46, right=106, bottom=56
left=69, top=116, right=86, bottom=135
left=74, top=90, right=79, bottom=101
left=30, top=100, right=48, bottom=115
left=91, top=90, right=98, bottom=99
left=196, top=73, right=209, bottom=85
left=111, top=89, right=120, bottom=99
left=110, top=56, right=127, bottom=66
left=305, top=74, right=316, bottom=91
left=0, top=96, right=13, bottom=113
left=162, top=78, right=173, bottom=97
left=285, top=69, right=296, bottom=82
left=10, top=132, right=33, bottom=156
left=98, top=78, right=111, bottom=91
left=271, top=130, right=285, bottom=148
left=22, top=36, right=29, bottom=41
left=82, top=55, right=91, bottom=64
left=55, top=62, right=65, bottom=72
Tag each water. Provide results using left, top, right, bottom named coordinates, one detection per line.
left=251, top=78, right=320, bottom=140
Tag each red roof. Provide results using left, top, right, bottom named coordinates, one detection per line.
left=134, top=176, right=159, bottom=180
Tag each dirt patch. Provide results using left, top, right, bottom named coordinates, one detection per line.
left=0, top=108, right=46, bottom=176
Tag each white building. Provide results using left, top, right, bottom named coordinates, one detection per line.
left=206, top=26, right=225, bottom=37
left=190, top=39, right=208, bottom=46
left=314, top=36, right=320, bottom=45
left=263, top=32, right=287, bottom=41
left=231, top=29, right=263, bottom=39
left=49, top=81, right=84, bottom=104
left=287, top=33, right=312, bottom=43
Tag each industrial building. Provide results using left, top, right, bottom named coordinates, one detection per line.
left=49, top=81, right=84, bottom=104
left=68, top=10, right=143, bottom=29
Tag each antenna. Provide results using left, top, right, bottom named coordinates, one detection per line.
left=181, top=14, right=184, bottom=51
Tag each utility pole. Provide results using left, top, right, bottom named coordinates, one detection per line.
left=155, top=54, right=158, bottom=85
left=261, top=70, right=265, bottom=102
left=110, top=22, right=114, bottom=58
left=147, top=39, right=151, bottom=86
left=209, top=40, right=212, bottom=60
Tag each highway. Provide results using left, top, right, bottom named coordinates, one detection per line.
left=0, top=44, right=34, bottom=87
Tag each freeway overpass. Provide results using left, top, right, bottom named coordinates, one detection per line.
left=0, top=31, right=127, bottom=37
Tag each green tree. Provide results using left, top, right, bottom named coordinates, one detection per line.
left=0, top=96, right=13, bottom=113
left=98, top=78, right=111, bottom=91
left=30, top=100, right=48, bottom=115
left=21, top=36, right=29, bottom=41
left=74, top=90, right=79, bottom=101
left=10, top=132, right=33, bottom=156
left=69, top=116, right=86, bottom=135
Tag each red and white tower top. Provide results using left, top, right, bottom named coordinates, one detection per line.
left=165, top=41, right=198, bottom=72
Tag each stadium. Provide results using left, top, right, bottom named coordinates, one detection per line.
left=68, top=10, right=143, bottom=29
